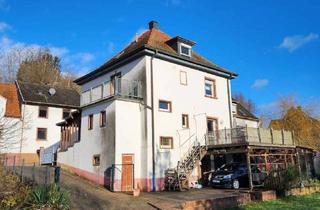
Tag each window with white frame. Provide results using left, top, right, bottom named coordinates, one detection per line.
left=160, top=137, right=173, bottom=149
left=179, top=43, right=192, bottom=57
left=204, top=78, right=217, bottom=98
left=159, top=100, right=172, bottom=112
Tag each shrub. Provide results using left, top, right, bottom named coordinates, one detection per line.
left=24, top=184, right=70, bottom=210
left=0, top=166, right=31, bottom=210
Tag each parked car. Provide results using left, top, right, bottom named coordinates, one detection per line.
left=209, top=163, right=267, bottom=189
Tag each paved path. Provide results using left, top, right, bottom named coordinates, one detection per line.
left=60, top=170, right=246, bottom=210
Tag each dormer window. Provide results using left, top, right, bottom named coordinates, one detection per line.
left=179, top=43, right=192, bottom=57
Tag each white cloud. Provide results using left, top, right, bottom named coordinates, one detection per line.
left=251, top=79, right=269, bottom=89
left=0, top=35, right=95, bottom=75
left=279, top=33, right=319, bottom=52
left=0, top=21, right=10, bottom=32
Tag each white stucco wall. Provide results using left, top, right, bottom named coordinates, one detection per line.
left=58, top=101, right=116, bottom=178
left=234, top=117, right=259, bottom=128
left=146, top=56, right=233, bottom=179
left=19, top=104, right=72, bottom=153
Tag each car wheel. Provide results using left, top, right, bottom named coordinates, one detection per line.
left=232, top=179, right=240, bottom=189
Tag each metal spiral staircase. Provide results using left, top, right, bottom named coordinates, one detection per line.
left=165, top=135, right=207, bottom=191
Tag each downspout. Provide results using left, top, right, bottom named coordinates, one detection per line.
left=16, top=80, right=26, bottom=163
left=150, top=50, right=157, bottom=192
left=227, top=78, right=233, bottom=128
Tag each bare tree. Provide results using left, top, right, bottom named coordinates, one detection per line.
left=233, top=92, right=257, bottom=114
left=0, top=111, right=22, bottom=153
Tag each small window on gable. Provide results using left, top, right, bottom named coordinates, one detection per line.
left=93, top=154, right=100, bottom=166
left=160, top=137, right=173, bottom=149
left=88, top=114, right=93, bottom=130
left=179, top=43, right=191, bottom=57
left=39, top=106, right=48, bottom=118
left=180, top=71, right=187, bottom=85
left=204, top=78, right=217, bottom=98
left=182, top=114, right=189, bottom=128
left=100, top=111, right=106, bottom=127
left=159, top=100, right=172, bottom=112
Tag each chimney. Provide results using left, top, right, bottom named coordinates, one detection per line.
left=148, top=21, right=158, bottom=30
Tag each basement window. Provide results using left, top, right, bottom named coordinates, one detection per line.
left=93, top=154, right=100, bottom=166
left=160, top=137, right=173, bottom=149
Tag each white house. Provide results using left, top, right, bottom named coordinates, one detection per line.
left=6, top=81, right=80, bottom=164
left=57, top=21, right=238, bottom=192
left=232, top=99, right=260, bottom=128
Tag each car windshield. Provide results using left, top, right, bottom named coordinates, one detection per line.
left=218, top=163, right=243, bottom=172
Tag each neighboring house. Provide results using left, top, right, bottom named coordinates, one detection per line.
left=232, top=99, right=260, bottom=128
left=6, top=81, right=80, bottom=163
left=57, top=21, right=237, bottom=191
left=0, top=84, right=22, bottom=155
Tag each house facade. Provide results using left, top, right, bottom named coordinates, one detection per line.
left=2, top=81, right=80, bottom=164
left=232, top=99, right=260, bottom=128
left=57, top=21, right=238, bottom=191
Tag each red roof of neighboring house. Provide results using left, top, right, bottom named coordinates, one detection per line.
left=0, top=83, right=21, bottom=118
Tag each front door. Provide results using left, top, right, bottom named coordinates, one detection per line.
left=121, top=154, right=134, bottom=192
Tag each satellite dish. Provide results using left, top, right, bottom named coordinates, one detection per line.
left=48, top=88, right=56, bottom=96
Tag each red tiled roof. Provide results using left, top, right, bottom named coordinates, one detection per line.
left=75, top=26, right=237, bottom=84
left=0, top=83, right=21, bottom=118
left=104, top=28, right=222, bottom=70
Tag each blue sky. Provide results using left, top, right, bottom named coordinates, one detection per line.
left=1, top=0, right=319, bottom=115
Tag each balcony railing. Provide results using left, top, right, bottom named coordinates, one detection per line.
left=81, top=78, right=143, bottom=106
left=206, top=127, right=295, bottom=146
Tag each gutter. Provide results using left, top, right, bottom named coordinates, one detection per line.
left=15, top=80, right=25, bottom=157
left=150, top=50, right=157, bottom=192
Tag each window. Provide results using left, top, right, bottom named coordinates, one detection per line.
left=160, top=137, right=173, bottom=149
left=179, top=43, right=192, bottom=57
left=100, top=111, right=106, bottom=127
left=88, top=114, right=93, bottom=130
left=37, top=128, right=47, bottom=140
left=180, top=71, right=187, bottom=85
left=93, top=154, right=100, bottom=166
left=204, top=78, right=217, bottom=98
left=207, top=117, right=218, bottom=133
left=62, top=109, right=70, bottom=119
left=39, top=106, right=48, bottom=118
left=159, top=100, right=172, bottom=112
left=182, top=114, right=189, bottom=128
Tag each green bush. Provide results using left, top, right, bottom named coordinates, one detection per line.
left=24, top=184, right=70, bottom=210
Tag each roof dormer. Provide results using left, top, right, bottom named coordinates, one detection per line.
left=166, top=36, right=195, bottom=58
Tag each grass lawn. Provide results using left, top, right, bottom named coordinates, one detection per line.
left=231, top=193, right=320, bottom=210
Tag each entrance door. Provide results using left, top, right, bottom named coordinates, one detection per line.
left=121, top=154, right=134, bottom=192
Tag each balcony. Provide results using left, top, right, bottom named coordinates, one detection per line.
left=81, top=78, right=143, bottom=106
left=206, top=127, right=295, bottom=147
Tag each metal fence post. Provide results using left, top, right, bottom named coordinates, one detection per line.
left=45, top=166, right=48, bottom=186
left=13, top=156, right=16, bottom=174
left=20, top=159, right=25, bottom=182
left=32, top=162, right=35, bottom=184
left=54, top=166, right=61, bottom=185
left=5, top=157, right=7, bottom=172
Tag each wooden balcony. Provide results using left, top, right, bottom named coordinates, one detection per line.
left=206, top=127, right=295, bottom=148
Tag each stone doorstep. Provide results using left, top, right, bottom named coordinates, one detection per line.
left=250, top=190, right=277, bottom=201
left=181, top=193, right=251, bottom=210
